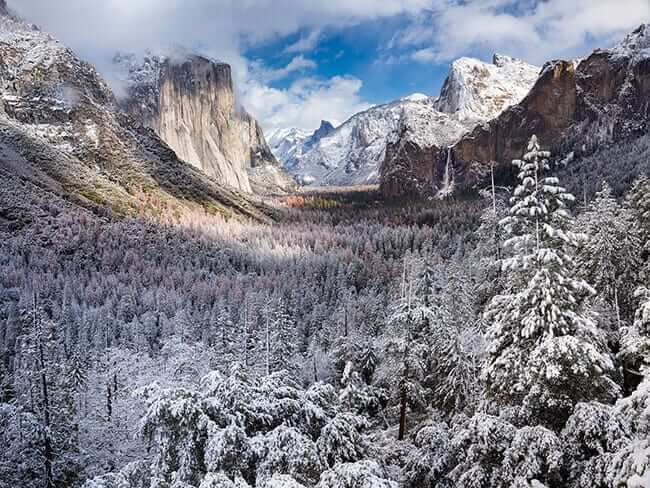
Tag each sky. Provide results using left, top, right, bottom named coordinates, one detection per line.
left=9, top=0, right=650, bottom=135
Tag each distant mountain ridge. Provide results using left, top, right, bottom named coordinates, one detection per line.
left=269, top=55, right=540, bottom=187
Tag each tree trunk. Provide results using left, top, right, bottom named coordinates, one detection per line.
left=265, top=313, right=270, bottom=376
left=38, top=342, right=54, bottom=488
left=398, top=386, right=407, bottom=441
left=614, top=285, right=621, bottom=328
left=106, top=383, right=112, bottom=422
left=491, top=162, right=501, bottom=261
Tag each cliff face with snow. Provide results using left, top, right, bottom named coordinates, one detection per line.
left=434, top=54, right=540, bottom=123
left=0, top=10, right=272, bottom=225
left=382, top=24, right=650, bottom=198
left=116, top=53, right=294, bottom=194
left=272, top=55, right=539, bottom=188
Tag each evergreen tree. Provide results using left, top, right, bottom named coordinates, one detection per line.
left=14, top=302, right=81, bottom=487
left=212, top=304, right=238, bottom=371
left=358, top=346, right=377, bottom=385
left=0, top=357, right=14, bottom=403
left=628, top=175, right=650, bottom=254
left=425, top=257, right=484, bottom=416
left=270, top=300, right=298, bottom=375
left=484, top=135, right=619, bottom=429
left=577, top=182, right=643, bottom=324
left=619, top=286, right=650, bottom=393
left=380, top=255, right=431, bottom=440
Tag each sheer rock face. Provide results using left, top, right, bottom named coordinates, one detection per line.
left=451, top=60, right=577, bottom=170
left=158, top=57, right=252, bottom=192
left=379, top=24, right=650, bottom=198
left=117, top=54, right=294, bottom=194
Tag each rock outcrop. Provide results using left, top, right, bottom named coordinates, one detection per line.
left=451, top=60, right=577, bottom=173
left=116, top=53, right=294, bottom=194
left=379, top=24, right=650, bottom=198
left=380, top=105, right=469, bottom=197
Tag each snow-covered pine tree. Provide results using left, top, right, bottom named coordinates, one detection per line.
left=484, top=135, right=619, bottom=429
left=380, top=254, right=431, bottom=440
left=338, top=361, right=385, bottom=416
left=13, top=302, right=81, bottom=488
left=605, top=288, right=650, bottom=487
left=577, top=182, right=643, bottom=324
left=270, top=300, right=298, bottom=375
left=473, top=188, right=509, bottom=303
left=0, top=358, right=14, bottom=403
left=619, top=286, right=650, bottom=394
left=628, top=175, right=650, bottom=251
left=424, top=256, right=484, bottom=417
left=358, top=346, right=377, bottom=385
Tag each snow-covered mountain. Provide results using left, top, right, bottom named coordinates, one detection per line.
left=267, top=120, right=335, bottom=184
left=381, top=23, right=650, bottom=198
left=270, top=55, right=539, bottom=187
left=0, top=6, right=272, bottom=224
left=434, top=54, right=540, bottom=123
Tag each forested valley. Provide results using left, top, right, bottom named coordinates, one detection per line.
left=1, top=133, right=650, bottom=488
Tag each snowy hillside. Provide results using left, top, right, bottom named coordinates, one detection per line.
left=267, top=128, right=309, bottom=166
left=271, top=55, right=539, bottom=187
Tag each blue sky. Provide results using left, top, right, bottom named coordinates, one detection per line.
left=10, top=0, right=650, bottom=134
left=245, top=16, right=451, bottom=106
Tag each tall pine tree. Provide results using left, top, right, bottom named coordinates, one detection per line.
left=577, top=182, right=643, bottom=324
left=484, top=135, right=619, bottom=429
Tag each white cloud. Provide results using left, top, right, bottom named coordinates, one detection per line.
left=251, top=55, right=318, bottom=83
left=241, top=75, right=373, bottom=134
left=395, top=0, right=650, bottom=64
left=7, top=0, right=427, bottom=132
left=8, top=0, right=430, bottom=58
left=8, top=0, right=648, bottom=133
left=285, top=29, right=322, bottom=53
left=410, top=48, right=437, bottom=63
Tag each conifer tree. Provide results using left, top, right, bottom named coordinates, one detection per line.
left=14, top=302, right=80, bottom=487
left=381, top=255, right=431, bottom=440
left=484, top=135, right=619, bottom=429
left=577, top=182, right=643, bottom=323
left=269, top=299, right=298, bottom=375
left=628, top=175, right=650, bottom=251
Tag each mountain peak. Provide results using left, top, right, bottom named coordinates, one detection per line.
left=615, top=23, right=650, bottom=54
left=313, top=120, right=334, bottom=137
left=317, top=120, right=334, bottom=131
left=303, top=120, right=335, bottom=151
left=435, top=54, right=540, bottom=122
left=492, top=53, right=525, bottom=67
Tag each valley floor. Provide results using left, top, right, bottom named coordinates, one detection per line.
left=1, top=164, right=650, bottom=487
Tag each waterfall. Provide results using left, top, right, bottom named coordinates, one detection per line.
left=437, top=147, right=455, bottom=199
